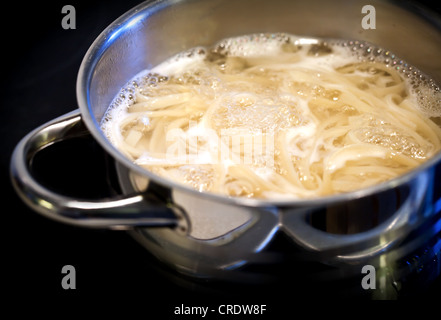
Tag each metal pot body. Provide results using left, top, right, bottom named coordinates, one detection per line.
left=11, top=0, right=441, bottom=291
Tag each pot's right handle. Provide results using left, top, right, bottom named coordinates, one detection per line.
left=10, top=109, right=184, bottom=230
left=281, top=173, right=430, bottom=262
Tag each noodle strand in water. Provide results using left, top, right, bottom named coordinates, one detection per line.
left=101, top=33, right=441, bottom=199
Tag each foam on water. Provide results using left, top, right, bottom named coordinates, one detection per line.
left=103, top=34, right=441, bottom=127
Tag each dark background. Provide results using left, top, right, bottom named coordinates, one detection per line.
left=2, top=0, right=440, bottom=316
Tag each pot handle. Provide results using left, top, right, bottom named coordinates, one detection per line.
left=282, top=173, right=429, bottom=261
left=10, top=109, right=182, bottom=230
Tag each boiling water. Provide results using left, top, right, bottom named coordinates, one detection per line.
left=101, top=33, right=441, bottom=199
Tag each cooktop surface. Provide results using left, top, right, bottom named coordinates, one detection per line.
left=2, top=0, right=440, bottom=316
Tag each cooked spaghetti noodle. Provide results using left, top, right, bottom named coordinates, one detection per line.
left=101, top=33, right=441, bottom=199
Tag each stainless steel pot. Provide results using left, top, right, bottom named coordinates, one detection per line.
left=10, top=0, right=441, bottom=289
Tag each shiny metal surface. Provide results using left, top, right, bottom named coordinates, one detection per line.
left=10, top=110, right=182, bottom=230
left=77, top=0, right=441, bottom=208
left=10, top=0, right=441, bottom=285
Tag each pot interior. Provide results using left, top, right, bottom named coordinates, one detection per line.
left=80, top=0, right=441, bottom=146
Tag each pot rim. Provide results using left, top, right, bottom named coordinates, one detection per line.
left=76, top=0, right=441, bottom=208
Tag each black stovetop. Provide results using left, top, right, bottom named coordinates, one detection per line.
left=2, top=0, right=440, bottom=315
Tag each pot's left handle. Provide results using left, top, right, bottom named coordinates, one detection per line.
left=10, top=109, right=183, bottom=230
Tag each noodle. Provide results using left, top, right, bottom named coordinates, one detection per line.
left=101, top=33, right=441, bottom=199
